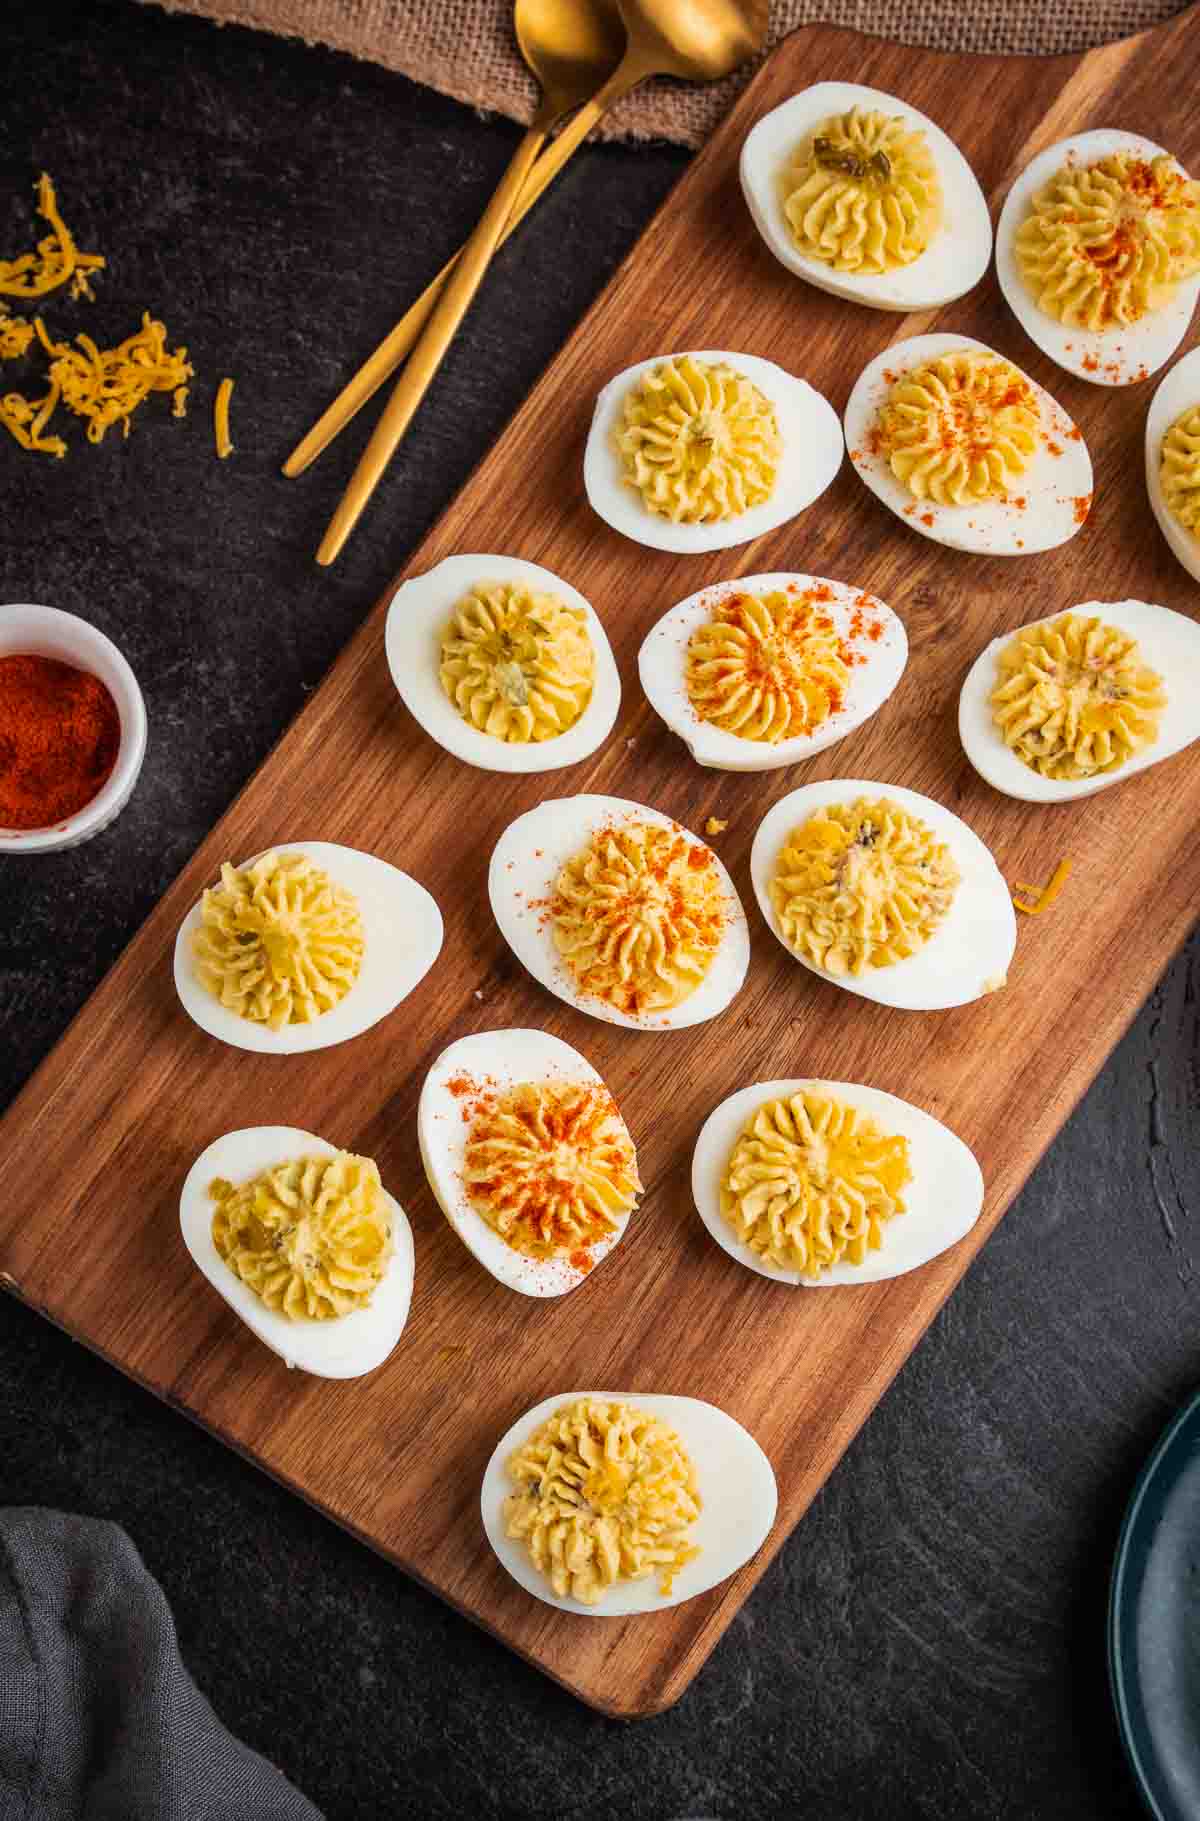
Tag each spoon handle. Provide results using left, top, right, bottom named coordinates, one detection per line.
left=316, top=124, right=546, bottom=565
left=284, top=76, right=640, bottom=481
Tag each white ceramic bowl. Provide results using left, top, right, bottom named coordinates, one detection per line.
left=0, top=604, right=147, bottom=853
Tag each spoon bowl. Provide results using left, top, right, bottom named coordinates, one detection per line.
left=515, top=0, right=627, bottom=118
left=616, top=0, right=768, bottom=81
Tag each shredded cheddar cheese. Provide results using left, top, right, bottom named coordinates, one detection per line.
left=0, top=314, right=35, bottom=360
left=214, top=375, right=234, bottom=458
left=1013, top=857, right=1072, bottom=915
left=0, top=387, right=66, bottom=458
left=33, top=313, right=193, bottom=444
left=0, top=174, right=104, bottom=302
left=0, top=178, right=235, bottom=464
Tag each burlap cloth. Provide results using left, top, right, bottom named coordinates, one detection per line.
left=142, top=0, right=1189, bottom=145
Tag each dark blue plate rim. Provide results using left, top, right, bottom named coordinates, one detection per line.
left=1108, top=1384, right=1200, bottom=1821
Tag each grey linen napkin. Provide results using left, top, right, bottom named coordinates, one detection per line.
left=0, top=1508, right=322, bottom=1821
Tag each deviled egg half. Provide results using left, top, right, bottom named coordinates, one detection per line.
left=844, top=332, right=1092, bottom=556
left=740, top=80, right=992, bottom=311
left=419, top=1028, right=641, bottom=1298
left=750, top=778, right=1016, bottom=1011
left=692, top=1078, right=983, bottom=1286
left=180, top=1125, right=414, bottom=1378
left=584, top=349, right=842, bottom=554
left=174, top=840, right=443, bottom=1054
left=997, top=129, right=1200, bottom=387
left=638, top=572, right=907, bottom=772
left=959, top=599, right=1200, bottom=803
left=384, top=553, right=621, bottom=773
left=490, top=794, right=750, bottom=1030
left=1146, top=345, right=1200, bottom=584
left=482, top=1390, right=777, bottom=1615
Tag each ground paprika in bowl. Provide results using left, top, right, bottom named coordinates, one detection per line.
left=0, top=604, right=146, bottom=851
left=0, top=653, right=121, bottom=829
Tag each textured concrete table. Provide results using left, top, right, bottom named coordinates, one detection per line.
left=0, top=4, right=1189, bottom=1816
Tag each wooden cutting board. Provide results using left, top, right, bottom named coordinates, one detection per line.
left=3, top=8, right=1199, bottom=1718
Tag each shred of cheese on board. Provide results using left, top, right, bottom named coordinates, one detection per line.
left=0, top=174, right=105, bottom=301
left=1013, top=858, right=1072, bottom=915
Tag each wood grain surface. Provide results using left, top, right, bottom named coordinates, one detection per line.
left=3, top=9, right=1199, bottom=1718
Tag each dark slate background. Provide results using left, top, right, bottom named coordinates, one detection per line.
left=0, top=4, right=1193, bottom=1816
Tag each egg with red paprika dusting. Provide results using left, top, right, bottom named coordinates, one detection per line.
left=488, top=794, right=750, bottom=1030
left=638, top=572, right=907, bottom=772
left=996, top=129, right=1200, bottom=388
left=844, top=332, right=1092, bottom=556
left=419, top=1028, right=641, bottom=1298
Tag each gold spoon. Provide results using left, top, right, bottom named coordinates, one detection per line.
left=312, top=0, right=769, bottom=563
left=284, top=1, right=625, bottom=483
left=314, top=0, right=622, bottom=564
left=285, top=0, right=624, bottom=482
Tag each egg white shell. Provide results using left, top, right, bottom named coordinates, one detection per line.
left=637, top=572, right=908, bottom=773
left=481, top=1389, right=777, bottom=1616
left=739, top=81, right=992, bottom=312
left=997, top=129, right=1200, bottom=388
left=173, top=841, right=443, bottom=1055
left=844, top=332, right=1092, bottom=556
left=692, top=1077, right=983, bottom=1286
left=750, top=776, right=1016, bottom=1011
left=1146, top=346, right=1200, bottom=584
left=583, top=350, right=843, bottom=555
left=418, top=1028, right=639, bottom=1298
left=489, top=794, right=751, bottom=1030
left=179, top=1125, right=414, bottom=1378
left=958, top=597, right=1200, bottom=802
left=384, top=553, right=621, bottom=773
